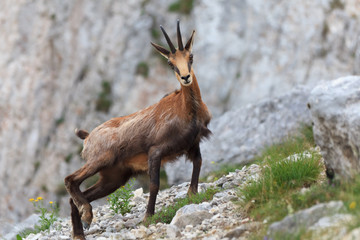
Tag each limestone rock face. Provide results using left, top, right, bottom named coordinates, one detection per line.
left=308, top=76, right=360, bottom=181
left=1, top=0, right=360, bottom=229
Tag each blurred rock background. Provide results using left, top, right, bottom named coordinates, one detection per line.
left=0, top=0, right=359, bottom=235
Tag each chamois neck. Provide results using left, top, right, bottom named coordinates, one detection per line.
left=179, top=70, right=202, bottom=116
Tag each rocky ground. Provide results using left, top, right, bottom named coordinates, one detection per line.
left=19, top=145, right=360, bottom=240
left=23, top=164, right=261, bottom=240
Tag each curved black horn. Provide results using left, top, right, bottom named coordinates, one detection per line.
left=160, top=25, right=176, bottom=54
left=185, top=30, right=195, bottom=51
left=177, top=20, right=183, bottom=51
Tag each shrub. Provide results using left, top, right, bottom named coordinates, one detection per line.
left=107, top=180, right=134, bottom=215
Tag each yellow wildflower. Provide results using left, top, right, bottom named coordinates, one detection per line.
left=35, top=199, right=39, bottom=202
left=211, top=161, right=215, bottom=164
left=49, top=201, right=53, bottom=204
left=37, top=197, right=43, bottom=200
left=350, top=201, right=356, bottom=209
left=29, top=198, right=35, bottom=202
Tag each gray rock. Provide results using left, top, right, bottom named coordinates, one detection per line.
left=309, top=213, right=354, bottom=230
left=166, top=86, right=312, bottom=185
left=123, top=218, right=141, bottom=228
left=309, top=76, right=360, bottom=181
left=59, top=236, right=70, bottom=240
left=166, top=224, right=181, bottom=238
left=268, top=201, right=344, bottom=236
left=26, top=233, right=42, bottom=240
left=170, top=202, right=213, bottom=228
left=3, top=214, right=39, bottom=240
left=224, top=222, right=262, bottom=239
left=343, top=227, right=360, bottom=240
left=174, top=191, right=188, bottom=200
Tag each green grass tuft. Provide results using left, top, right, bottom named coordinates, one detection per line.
left=237, top=125, right=360, bottom=238
left=240, top=125, right=322, bottom=223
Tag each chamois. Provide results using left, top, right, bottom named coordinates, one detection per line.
left=64, top=20, right=211, bottom=240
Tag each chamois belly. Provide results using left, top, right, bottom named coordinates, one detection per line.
left=124, top=154, right=148, bottom=172
left=123, top=154, right=181, bottom=172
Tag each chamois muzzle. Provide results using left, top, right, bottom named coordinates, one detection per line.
left=181, top=75, right=191, bottom=81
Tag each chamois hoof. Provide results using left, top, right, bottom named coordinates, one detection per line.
left=142, top=212, right=153, bottom=224
left=81, top=220, right=90, bottom=230
left=73, top=235, right=86, bottom=240
left=187, top=189, right=198, bottom=197
left=79, top=204, right=93, bottom=230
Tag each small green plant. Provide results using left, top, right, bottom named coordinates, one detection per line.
left=34, top=161, right=41, bottom=173
left=96, top=81, right=112, bottom=113
left=168, top=0, right=194, bottom=14
left=18, top=197, right=59, bottom=239
left=55, top=116, right=65, bottom=126
left=136, top=61, right=149, bottom=78
left=145, top=187, right=219, bottom=225
left=107, top=180, right=134, bottom=215
left=329, top=0, right=344, bottom=10
left=64, top=153, right=72, bottom=163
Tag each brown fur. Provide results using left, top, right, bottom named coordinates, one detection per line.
left=65, top=21, right=211, bottom=239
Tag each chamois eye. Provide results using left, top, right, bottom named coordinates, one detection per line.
left=168, top=61, right=174, bottom=69
left=189, top=54, right=193, bottom=64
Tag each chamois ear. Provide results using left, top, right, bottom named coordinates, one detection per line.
left=185, top=30, right=195, bottom=52
left=151, top=42, right=170, bottom=59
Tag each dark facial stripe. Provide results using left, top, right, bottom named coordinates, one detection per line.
left=174, top=66, right=180, bottom=75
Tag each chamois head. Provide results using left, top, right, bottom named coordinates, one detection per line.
left=151, top=20, right=195, bottom=86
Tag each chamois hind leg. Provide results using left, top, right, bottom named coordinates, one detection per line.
left=65, top=152, right=114, bottom=229
left=83, top=168, right=133, bottom=202
left=69, top=168, right=132, bottom=239
left=144, top=147, right=162, bottom=221
left=69, top=198, right=85, bottom=240
left=187, top=144, right=202, bottom=196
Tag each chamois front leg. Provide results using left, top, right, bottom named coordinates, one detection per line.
left=187, top=144, right=202, bottom=196
left=144, top=147, right=162, bottom=222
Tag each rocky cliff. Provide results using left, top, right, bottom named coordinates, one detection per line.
left=1, top=0, right=359, bottom=232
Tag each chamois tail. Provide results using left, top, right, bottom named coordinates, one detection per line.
left=74, top=128, right=89, bottom=140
